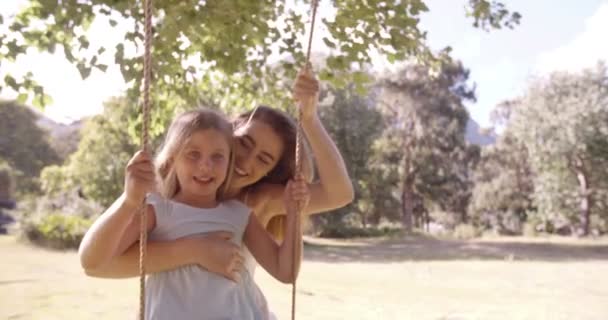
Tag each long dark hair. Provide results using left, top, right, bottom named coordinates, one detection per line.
left=233, top=105, right=313, bottom=186
left=233, top=105, right=313, bottom=239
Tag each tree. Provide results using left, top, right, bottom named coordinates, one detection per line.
left=377, top=61, right=476, bottom=232
left=0, top=160, right=14, bottom=204
left=510, top=62, right=608, bottom=236
left=0, top=100, right=60, bottom=195
left=469, top=99, right=535, bottom=234
left=470, top=130, right=534, bottom=234
left=433, top=143, right=481, bottom=223
left=42, top=97, right=141, bottom=207
left=316, top=85, right=385, bottom=229
left=44, top=120, right=83, bottom=161
left=1, top=0, right=520, bottom=109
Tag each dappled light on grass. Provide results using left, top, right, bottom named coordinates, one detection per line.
left=2, top=235, right=608, bottom=320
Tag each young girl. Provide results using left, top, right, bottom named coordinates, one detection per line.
left=79, top=108, right=310, bottom=319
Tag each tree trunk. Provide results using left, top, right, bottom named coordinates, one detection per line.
left=400, top=123, right=417, bottom=234
left=401, top=155, right=415, bottom=234
left=460, top=201, right=468, bottom=224
left=369, top=206, right=382, bottom=226
left=576, top=169, right=591, bottom=236
left=402, top=184, right=414, bottom=233
left=574, top=156, right=591, bottom=236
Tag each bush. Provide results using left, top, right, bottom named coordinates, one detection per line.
left=13, top=190, right=101, bottom=220
left=23, top=213, right=92, bottom=249
left=452, top=223, right=481, bottom=240
left=431, top=210, right=459, bottom=230
left=0, top=208, right=15, bottom=234
left=590, top=214, right=608, bottom=236
left=12, top=191, right=101, bottom=249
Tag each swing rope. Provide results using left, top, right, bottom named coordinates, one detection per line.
left=138, top=0, right=153, bottom=319
left=293, top=1, right=319, bottom=320
left=137, top=0, right=319, bottom=319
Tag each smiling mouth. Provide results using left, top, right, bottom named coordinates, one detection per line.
left=193, top=176, right=214, bottom=184
left=234, top=167, right=248, bottom=177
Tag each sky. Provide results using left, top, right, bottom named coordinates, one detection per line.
left=420, top=0, right=608, bottom=127
left=1, top=0, right=607, bottom=126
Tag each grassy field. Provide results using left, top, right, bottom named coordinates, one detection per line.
left=1, top=234, right=608, bottom=320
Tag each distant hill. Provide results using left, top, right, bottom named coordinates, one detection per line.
left=465, top=118, right=496, bottom=146
left=28, top=107, right=84, bottom=160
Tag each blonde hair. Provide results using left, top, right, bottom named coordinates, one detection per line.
left=155, top=108, right=235, bottom=200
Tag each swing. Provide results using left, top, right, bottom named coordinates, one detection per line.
left=136, top=1, right=320, bottom=319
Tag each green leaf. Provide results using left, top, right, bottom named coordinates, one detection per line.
left=96, top=64, right=108, bottom=72
left=322, top=37, right=336, bottom=49
left=114, top=43, right=124, bottom=63
left=77, top=62, right=91, bottom=79
left=33, top=85, right=43, bottom=95
left=16, top=93, right=28, bottom=104
left=410, top=0, right=429, bottom=15
left=64, top=47, right=75, bottom=63
left=9, top=22, right=25, bottom=32
left=32, top=92, right=53, bottom=108
left=352, top=71, right=370, bottom=84
left=4, top=75, right=18, bottom=90
left=6, top=39, right=26, bottom=59
left=78, top=35, right=90, bottom=49
left=43, top=94, right=54, bottom=106
left=32, top=95, right=44, bottom=108
left=47, top=42, right=56, bottom=54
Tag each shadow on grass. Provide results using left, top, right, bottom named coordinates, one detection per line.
left=303, top=235, right=608, bottom=263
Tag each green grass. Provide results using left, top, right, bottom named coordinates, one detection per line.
left=1, top=235, right=608, bottom=319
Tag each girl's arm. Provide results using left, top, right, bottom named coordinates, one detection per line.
left=85, top=232, right=244, bottom=282
left=79, top=194, right=156, bottom=270
left=256, top=67, right=354, bottom=219
left=78, top=150, right=156, bottom=270
left=244, top=178, right=308, bottom=283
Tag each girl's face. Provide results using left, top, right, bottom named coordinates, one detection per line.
left=231, top=119, right=284, bottom=190
left=173, top=129, right=231, bottom=204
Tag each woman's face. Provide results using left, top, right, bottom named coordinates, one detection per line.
left=231, top=119, right=285, bottom=190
